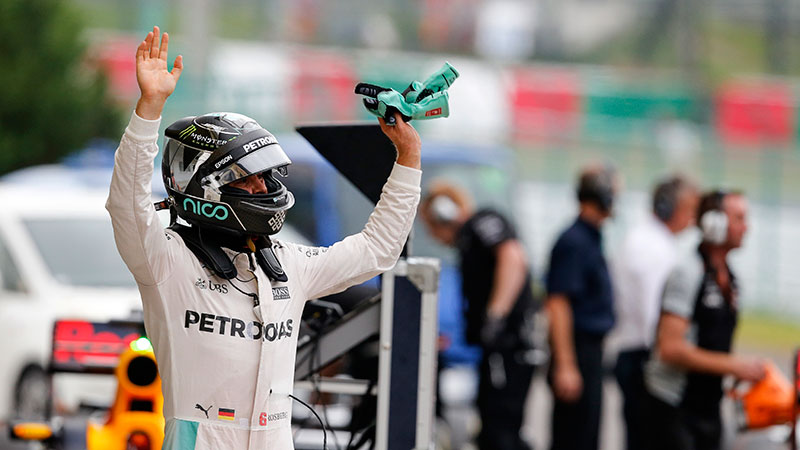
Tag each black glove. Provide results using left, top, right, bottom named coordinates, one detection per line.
left=481, top=314, right=507, bottom=350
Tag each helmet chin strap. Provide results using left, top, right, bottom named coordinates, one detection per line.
left=170, top=225, right=288, bottom=283
left=252, top=236, right=288, bottom=282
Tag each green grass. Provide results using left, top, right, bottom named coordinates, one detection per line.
left=736, top=311, right=800, bottom=352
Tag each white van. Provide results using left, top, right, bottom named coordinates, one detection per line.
left=0, top=183, right=143, bottom=419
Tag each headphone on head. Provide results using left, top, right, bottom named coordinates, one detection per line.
left=700, top=191, right=728, bottom=245
left=429, top=195, right=460, bottom=224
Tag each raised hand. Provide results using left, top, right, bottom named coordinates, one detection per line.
left=379, top=112, right=421, bottom=170
left=135, top=26, right=183, bottom=120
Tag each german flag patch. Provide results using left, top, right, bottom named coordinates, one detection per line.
left=218, top=408, right=235, bottom=421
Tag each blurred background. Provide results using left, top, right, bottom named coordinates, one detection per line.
left=1, top=0, right=799, bottom=448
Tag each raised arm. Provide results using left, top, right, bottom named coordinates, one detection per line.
left=378, top=114, right=421, bottom=170
left=106, top=26, right=184, bottom=286
left=290, top=113, right=422, bottom=300
left=134, top=26, right=183, bottom=120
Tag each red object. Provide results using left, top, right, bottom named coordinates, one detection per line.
left=715, top=80, right=795, bottom=147
left=425, top=107, right=442, bottom=117
left=508, top=68, right=581, bottom=144
left=92, top=37, right=140, bottom=100
left=126, top=431, right=151, bottom=450
left=792, top=349, right=800, bottom=450
left=795, top=349, right=800, bottom=395
left=291, top=51, right=357, bottom=123
left=52, top=320, right=139, bottom=369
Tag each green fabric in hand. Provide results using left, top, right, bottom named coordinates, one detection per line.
left=355, top=62, right=459, bottom=125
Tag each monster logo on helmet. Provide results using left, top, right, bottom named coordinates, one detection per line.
left=159, top=112, right=294, bottom=236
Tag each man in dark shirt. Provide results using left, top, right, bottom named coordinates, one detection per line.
left=644, top=190, right=765, bottom=450
left=545, top=165, right=617, bottom=450
left=421, top=182, right=536, bottom=450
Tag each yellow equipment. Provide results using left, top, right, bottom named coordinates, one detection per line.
left=86, top=337, right=164, bottom=450
left=10, top=321, right=165, bottom=450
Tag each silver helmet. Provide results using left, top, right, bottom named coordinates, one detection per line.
left=161, top=112, right=294, bottom=236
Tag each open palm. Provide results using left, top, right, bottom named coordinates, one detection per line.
left=136, top=26, right=183, bottom=102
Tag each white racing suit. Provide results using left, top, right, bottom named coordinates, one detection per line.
left=106, top=112, right=421, bottom=449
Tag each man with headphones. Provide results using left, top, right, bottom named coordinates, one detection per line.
left=611, top=176, right=698, bottom=450
left=644, top=190, right=766, bottom=450
left=420, top=182, right=536, bottom=450
left=545, top=165, right=618, bottom=450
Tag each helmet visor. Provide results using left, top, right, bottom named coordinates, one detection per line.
left=203, top=144, right=292, bottom=189
left=163, top=139, right=211, bottom=192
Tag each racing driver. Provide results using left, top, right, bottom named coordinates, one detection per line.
left=106, top=26, right=422, bottom=449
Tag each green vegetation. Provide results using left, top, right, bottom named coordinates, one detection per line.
left=585, top=16, right=800, bottom=85
left=737, top=311, right=800, bottom=352
left=0, top=0, right=124, bottom=176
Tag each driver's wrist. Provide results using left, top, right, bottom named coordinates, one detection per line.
left=395, top=152, right=421, bottom=169
left=135, top=96, right=166, bottom=120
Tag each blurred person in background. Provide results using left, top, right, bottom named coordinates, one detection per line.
left=545, top=165, right=618, bottom=450
left=644, top=190, right=766, bottom=450
left=612, top=175, right=699, bottom=450
left=106, top=26, right=422, bottom=449
left=420, top=182, right=536, bottom=450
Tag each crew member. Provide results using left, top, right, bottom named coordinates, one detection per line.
left=106, top=26, right=422, bottom=449
left=644, top=190, right=765, bottom=450
left=545, top=165, right=618, bottom=450
left=612, top=176, right=698, bottom=450
left=420, top=182, right=536, bottom=450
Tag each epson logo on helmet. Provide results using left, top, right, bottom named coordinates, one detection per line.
left=214, top=155, right=233, bottom=169
left=183, top=198, right=229, bottom=221
left=242, top=135, right=277, bottom=153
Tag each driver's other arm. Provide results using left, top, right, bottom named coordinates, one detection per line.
left=292, top=113, right=422, bottom=300
left=106, top=26, right=183, bottom=286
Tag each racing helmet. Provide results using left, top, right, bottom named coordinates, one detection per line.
left=161, top=112, right=294, bottom=236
